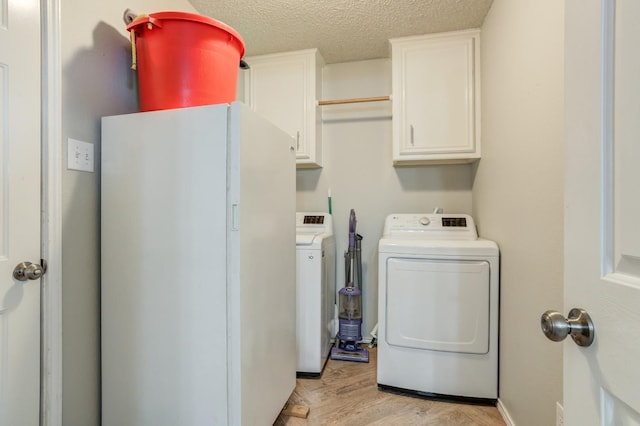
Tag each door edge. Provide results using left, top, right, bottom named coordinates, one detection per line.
left=40, top=0, right=63, bottom=424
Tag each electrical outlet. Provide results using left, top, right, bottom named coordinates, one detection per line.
left=67, top=138, right=94, bottom=172
left=556, top=401, right=564, bottom=426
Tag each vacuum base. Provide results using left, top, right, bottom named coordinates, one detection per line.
left=330, top=346, right=369, bottom=363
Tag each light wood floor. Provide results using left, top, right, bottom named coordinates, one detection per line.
left=274, top=347, right=505, bottom=426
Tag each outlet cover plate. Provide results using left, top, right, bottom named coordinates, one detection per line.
left=67, top=138, right=94, bottom=172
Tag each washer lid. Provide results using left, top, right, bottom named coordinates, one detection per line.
left=379, top=238, right=499, bottom=256
left=296, top=232, right=319, bottom=246
left=385, top=258, right=490, bottom=354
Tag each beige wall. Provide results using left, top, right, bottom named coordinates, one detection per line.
left=60, top=2, right=196, bottom=425
left=474, top=0, right=564, bottom=424
left=297, top=58, right=474, bottom=339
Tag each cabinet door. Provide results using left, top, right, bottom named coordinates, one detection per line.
left=392, top=30, right=480, bottom=165
left=245, top=50, right=323, bottom=168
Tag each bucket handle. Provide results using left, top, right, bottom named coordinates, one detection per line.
left=126, top=14, right=163, bottom=30
left=129, top=30, right=137, bottom=70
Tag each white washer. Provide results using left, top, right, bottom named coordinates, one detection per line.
left=377, top=213, right=499, bottom=404
left=296, top=212, right=336, bottom=376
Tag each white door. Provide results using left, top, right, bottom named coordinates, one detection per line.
left=0, top=0, right=42, bottom=424
left=563, top=0, right=640, bottom=424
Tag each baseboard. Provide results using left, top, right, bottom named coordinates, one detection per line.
left=497, top=399, right=515, bottom=426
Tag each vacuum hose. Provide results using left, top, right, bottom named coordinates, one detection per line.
left=355, top=234, right=363, bottom=289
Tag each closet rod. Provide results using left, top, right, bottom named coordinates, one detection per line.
left=317, top=95, right=391, bottom=106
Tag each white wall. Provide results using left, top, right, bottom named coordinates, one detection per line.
left=474, top=1, right=564, bottom=425
left=60, top=2, right=197, bottom=425
left=296, top=59, right=474, bottom=338
left=58, top=2, right=563, bottom=424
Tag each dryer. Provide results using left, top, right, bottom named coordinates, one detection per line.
left=377, top=213, right=499, bottom=404
left=296, top=212, right=336, bottom=376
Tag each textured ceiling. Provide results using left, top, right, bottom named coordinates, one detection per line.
left=188, top=0, right=494, bottom=64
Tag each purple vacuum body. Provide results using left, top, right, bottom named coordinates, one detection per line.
left=331, top=210, right=369, bottom=363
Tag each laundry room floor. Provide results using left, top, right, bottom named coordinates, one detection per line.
left=274, top=347, right=506, bottom=426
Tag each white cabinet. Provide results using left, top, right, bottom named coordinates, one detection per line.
left=101, top=103, right=296, bottom=425
left=244, top=49, right=324, bottom=168
left=391, top=29, right=480, bottom=165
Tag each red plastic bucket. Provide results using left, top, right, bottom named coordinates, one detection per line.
left=127, top=11, right=245, bottom=112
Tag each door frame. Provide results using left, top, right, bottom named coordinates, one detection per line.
left=41, top=0, right=62, bottom=424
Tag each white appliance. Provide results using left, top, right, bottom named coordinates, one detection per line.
left=101, top=102, right=297, bottom=425
left=377, top=213, right=499, bottom=404
left=295, top=212, right=336, bottom=376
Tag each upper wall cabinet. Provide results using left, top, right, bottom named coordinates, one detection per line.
left=244, top=49, right=324, bottom=169
left=390, top=29, right=481, bottom=165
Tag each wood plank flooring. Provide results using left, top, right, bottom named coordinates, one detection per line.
left=274, top=347, right=505, bottom=426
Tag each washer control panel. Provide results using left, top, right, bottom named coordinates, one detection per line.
left=296, top=212, right=334, bottom=234
left=442, top=217, right=467, bottom=227
left=383, top=214, right=477, bottom=240
left=302, top=215, right=325, bottom=224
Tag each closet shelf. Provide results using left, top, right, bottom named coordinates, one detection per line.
left=317, top=95, right=391, bottom=106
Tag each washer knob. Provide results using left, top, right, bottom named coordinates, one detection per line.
left=419, top=216, right=430, bottom=226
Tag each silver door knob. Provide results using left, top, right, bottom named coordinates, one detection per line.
left=540, top=308, right=594, bottom=347
left=13, top=261, right=47, bottom=281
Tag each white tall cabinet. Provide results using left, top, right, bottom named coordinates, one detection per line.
left=391, top=29, right=481, bottom=165
left=101, top=103, right=296, bottom=426
left=244, top=49, right=324, bottom=168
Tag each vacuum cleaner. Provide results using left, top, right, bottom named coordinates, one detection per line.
left=330, top=209, right=369, bottom=363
